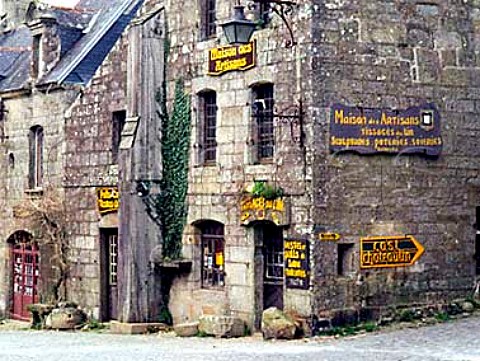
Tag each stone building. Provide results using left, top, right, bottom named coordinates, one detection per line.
left=0, top=0, right=142, bottom=320
left=0, top=0, right=479, bottom=333
left=154, top=0, right=480, bottom=330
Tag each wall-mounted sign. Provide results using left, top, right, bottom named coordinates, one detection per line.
left=240, top=196, right=289, bottom=226
left=330, top=104, right=442, bottom=156
left=284, top=238, right=310, bottom=289
left=97, top=187, right=119, bottom=214
left=208, top=41, right=255, bottom=76
left=360, top=235, right=424, bottom=269
left=318, top=233, right=341, bottom=242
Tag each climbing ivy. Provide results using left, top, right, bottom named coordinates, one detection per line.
left=157, top=79, right=191, bottom=260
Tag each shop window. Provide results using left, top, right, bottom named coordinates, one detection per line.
left=338, top=243, right=355, bottom=276
left=28, top=125, right=43, bottom=189
left=251, top=83, right=274, bottom=162
left=197, top=220, right=225, bottom=288
left=197, top=91, right=217, bottom=164
left=112, top=110, right=126, bottom=163
left=200, top=0, right=216, bottom=40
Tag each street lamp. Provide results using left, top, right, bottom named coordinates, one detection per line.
left=221, top=4, right=256, bottom=44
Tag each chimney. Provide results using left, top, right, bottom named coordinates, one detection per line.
left=28, top=12, right=61, bottom=80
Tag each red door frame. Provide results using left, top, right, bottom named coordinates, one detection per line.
left=10, top=232, right=39, bottom=320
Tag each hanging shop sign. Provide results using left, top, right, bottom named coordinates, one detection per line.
left=284, top=238, right=310, bottom=289
left=330, top=104, right=442, bottom=156
left=208, top=41, right=256, bottom=76
left=360, top=235, right=424, bottom=269
left=97, top=187, right=119, bottom=214
left=240, top=196, right=289, bottom=226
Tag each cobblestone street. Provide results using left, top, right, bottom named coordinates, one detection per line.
left=1, top=316, right=480, bottom=361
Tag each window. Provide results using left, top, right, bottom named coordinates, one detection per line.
left=28, top=125, right=43, bottom=189
left=255, top=1, right=272, bottom=27
left=338, top=243, right=355, bottom=276
left=251, top=83, right=274, bottom=161
left=200, top=0, right=216, bottom=40
left=198, top=220, right=225, bottom=288
left=476, top=206, right=480, bottom=275
left=112, top=110, right=126, bottom=163
left=198, top=91, right=217, bottom=164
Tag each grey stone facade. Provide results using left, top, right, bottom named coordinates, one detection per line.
left=0, top=0, right=478, bottom=331
left=311, top=0, right=480, bottom=320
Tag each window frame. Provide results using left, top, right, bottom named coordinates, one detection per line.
left=28, top=125, right=43, bottom=190
left=112, top=110, right=126, bottom=164
left=197, top=91, right=217, bottom=165
left=200, top=0, right=216, bottom=40
left=198, top=221, right=225, bottom=289
left=251, top=83, right=275, bottom=162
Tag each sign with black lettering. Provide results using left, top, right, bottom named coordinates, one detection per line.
left=360, top=235, right=424, bottom=269
left=284, top=238, right=309, bottom=289
left=240, top=196, right=289, bottom=226
left=330, top=104, right=442, bottom=156
left=97, top=187, right=119, bottom=214
left=208, top=41, right=255, bottom=76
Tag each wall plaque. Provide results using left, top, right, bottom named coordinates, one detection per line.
left=208, top=41, right=255, bottom=76
left=97, top=187, right=119, bottom=214
left=330, top=104, right=442, bottom=156
left=284, top=238, right=310, bottom=289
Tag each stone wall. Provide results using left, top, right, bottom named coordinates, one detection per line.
left=63, top=35, right=128, bottom=316
left=165, top=0, right=315, bottom=327
left=312, top=0, right=480, bottom=317
left=0, top=88, right=78, bottom=316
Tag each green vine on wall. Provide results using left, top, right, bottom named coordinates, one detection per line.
left=156, top=79, right=191, bottom=260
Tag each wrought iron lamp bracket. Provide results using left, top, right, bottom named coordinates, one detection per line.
left=273, top=101, right=304, bottom=143
left=247, top=0, right=298, bottom=47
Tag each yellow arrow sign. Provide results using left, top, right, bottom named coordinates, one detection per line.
left=319, top=233, right=341, bottom=242
left=360, top=235, right=424, bottom=269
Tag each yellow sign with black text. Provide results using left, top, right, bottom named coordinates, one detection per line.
left=97, top=187, right=119, bottom=214
left=208, top=41, right=256, bottom=76
left=360, top=235, right=424, bottom=269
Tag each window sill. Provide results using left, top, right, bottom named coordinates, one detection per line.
left=200, top=286, right=226, bottom=291
left=25, top=188, right=43, bottom=196
left=194, top=162, right=217, bottom=168
left=157, top=260, right=192, bottom=272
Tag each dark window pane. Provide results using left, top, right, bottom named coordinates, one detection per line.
left=199, top=91, right=217, bottom=164
left=252, top=84, right=274, bottom=161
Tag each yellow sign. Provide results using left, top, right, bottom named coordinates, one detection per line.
left=240, top=196, right=287, bottom=226
left=319, top=233, right=341, bottom=242
left=97, top=187, right=119, bottom=214
left=208, top=41, right=256, bottom=76
left=360, top=235, right=424, bottom=269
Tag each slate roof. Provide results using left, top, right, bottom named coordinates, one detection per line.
left=0, top=0, right=143, bottom=93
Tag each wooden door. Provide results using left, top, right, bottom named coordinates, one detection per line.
left=263, top=224, right=284, bottom=310
left=12, top=237, right=39, bottom=320
left=100, top=229, right=118, bottom=321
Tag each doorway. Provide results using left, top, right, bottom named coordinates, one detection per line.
left=254, top=222, right=284, bottom=328
left=9, top=231, right=39, bottom=320
left=100, top=228, right=118, bottom=321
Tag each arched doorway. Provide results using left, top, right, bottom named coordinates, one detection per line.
left=8, top=231, right=39, bottom=320
left=253, top=221, right=284, bottom=328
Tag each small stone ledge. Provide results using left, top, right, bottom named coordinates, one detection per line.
left=109, top=322, right=168, bottom=334
left=157, top=260, right=192, bottom=271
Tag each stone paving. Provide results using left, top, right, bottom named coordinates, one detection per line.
left=0, top=316, right=480, bottom=361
